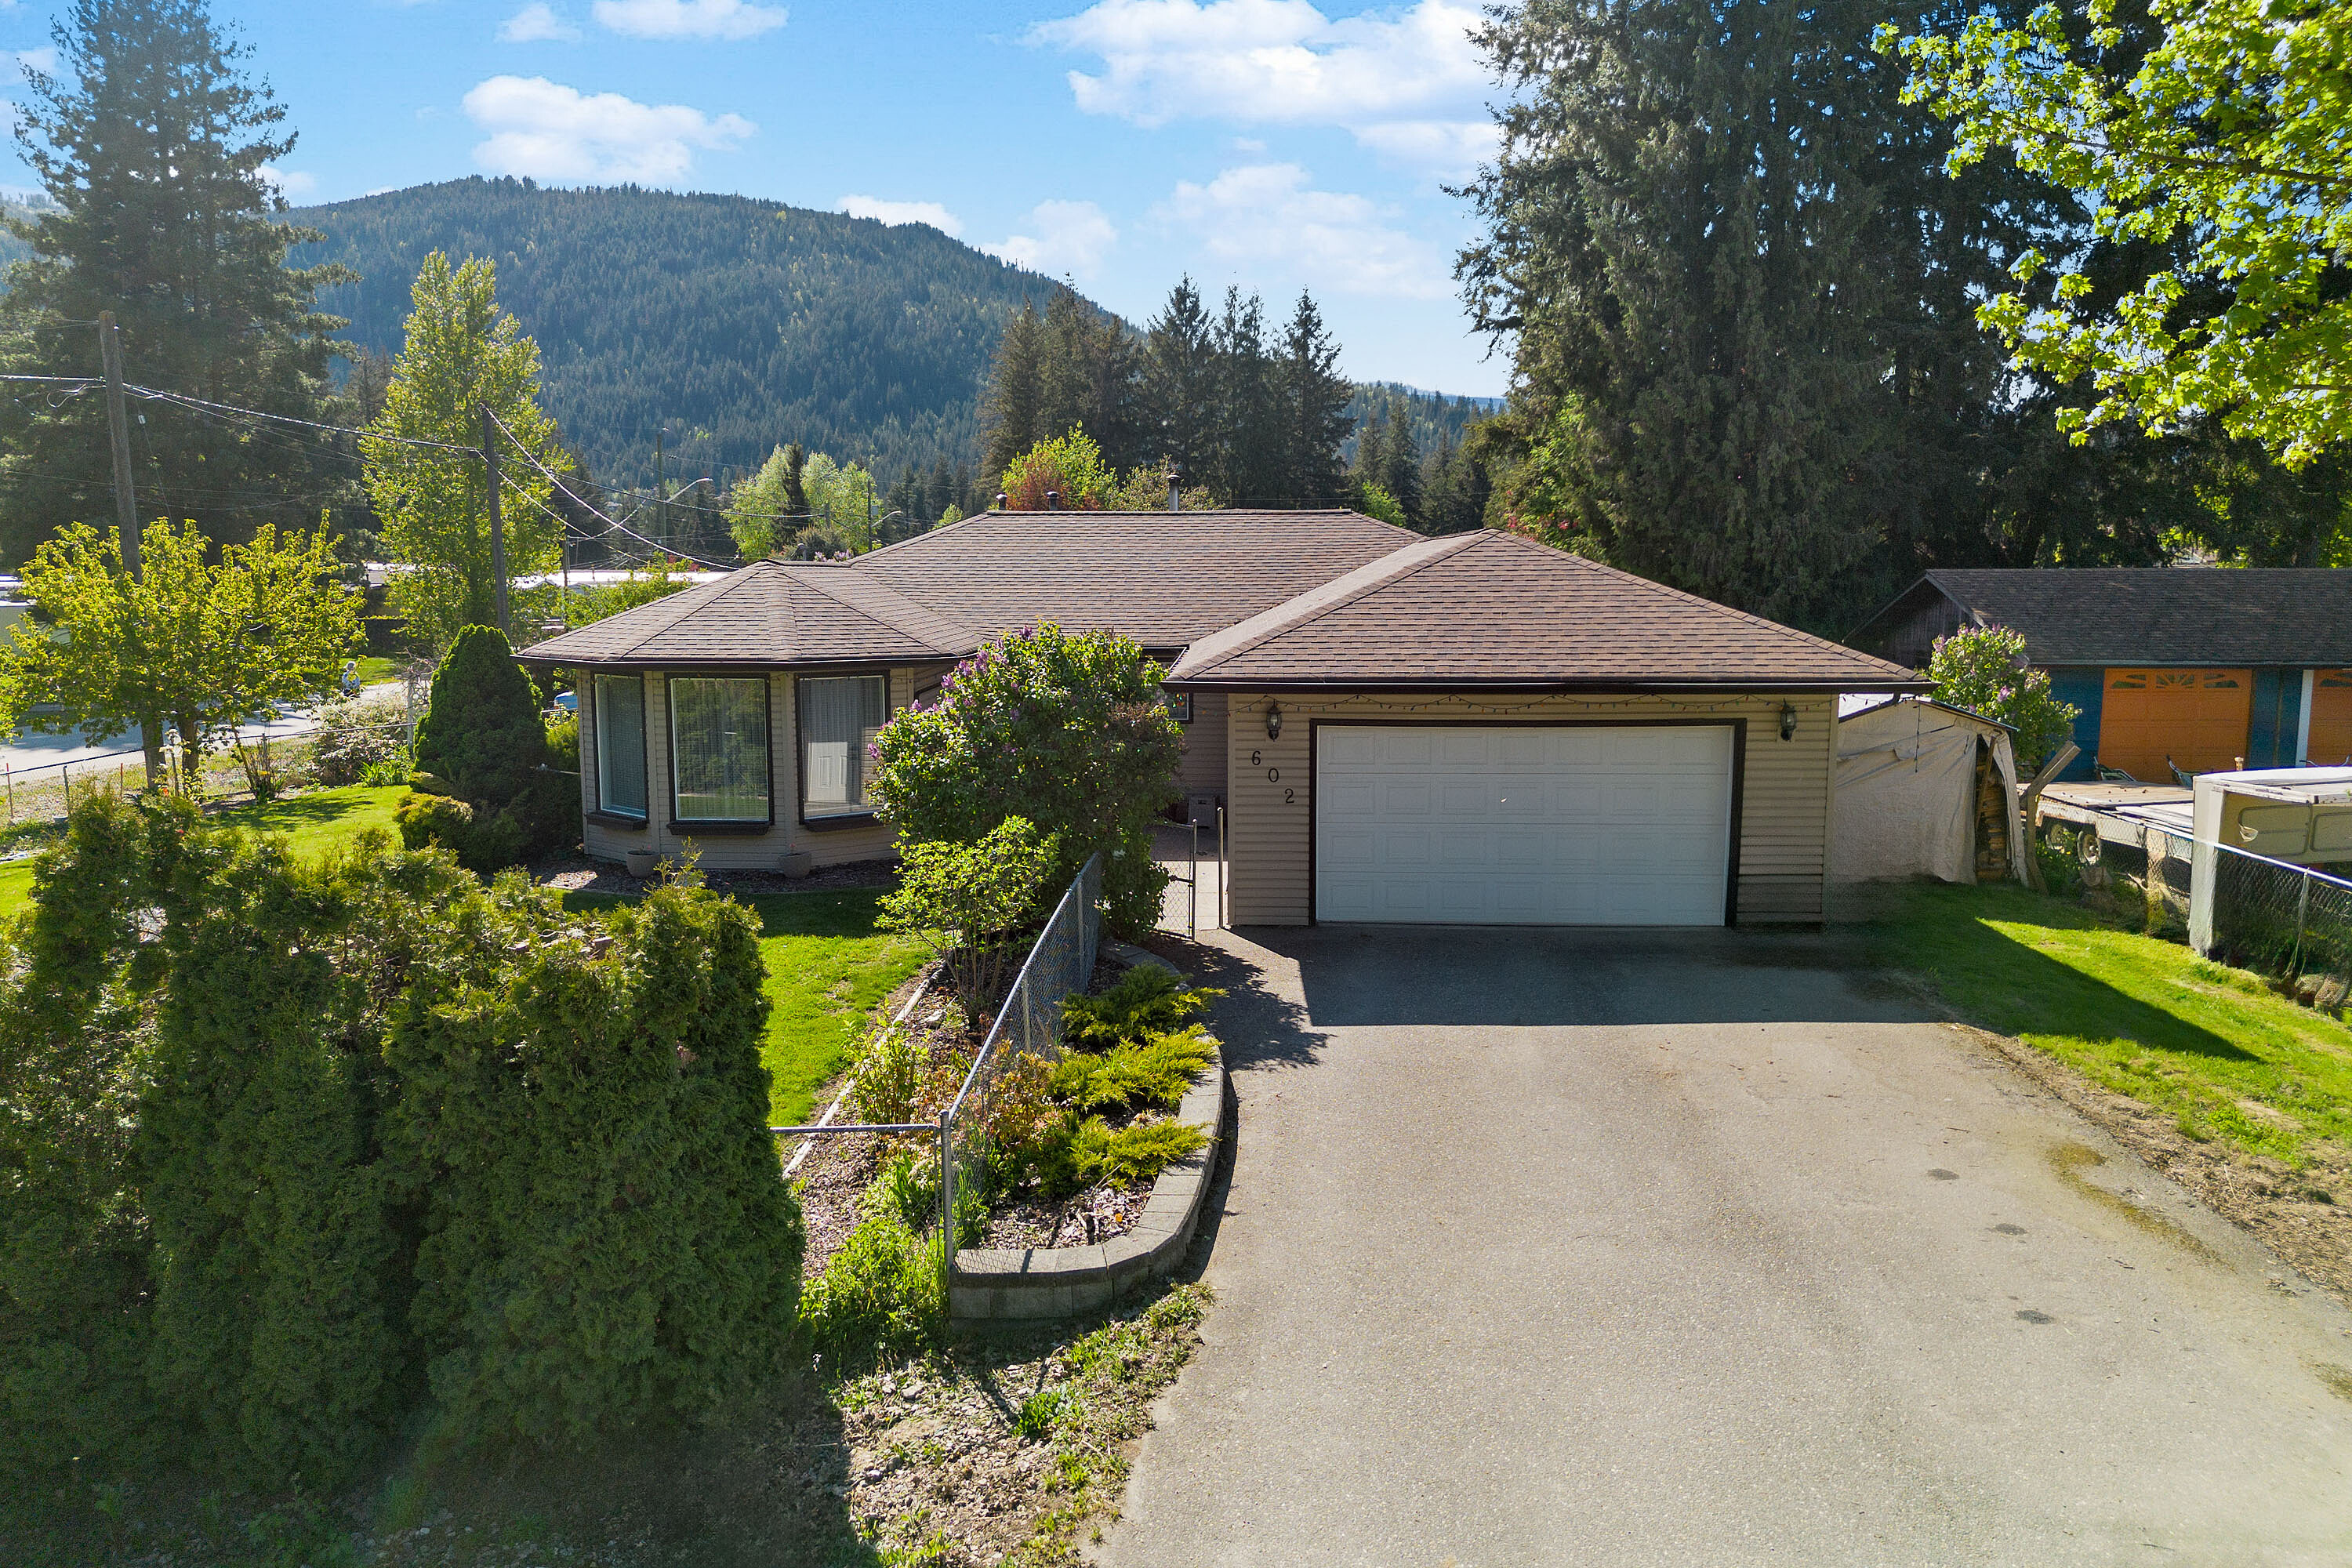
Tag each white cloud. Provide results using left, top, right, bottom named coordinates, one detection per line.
left=1155, top=163, right=1448, bottom=299
left=11, top=45, right=56, bottom=82
left=983, top=200, right=1118, bottom=279
left=840, top=195, right=963, bottom=237
left=1034, top=0, right=1493, bottom=172
left=500, top=3, right=583, bottom=42
left=591, top=0, right=786, bottom=39
left=260, top=165, right=318, bottom=198
left=463, top=76, right=754, bottom=183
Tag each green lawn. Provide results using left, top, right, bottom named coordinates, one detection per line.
left=0, top=783, right=408, bottom=924
left=354, top=654, right=405, bottom=685
left=561, top=885, right=925, bottom=1129
left=1866, top=883, right=2352, bottom=1164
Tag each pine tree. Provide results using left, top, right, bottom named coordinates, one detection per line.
left=982, top=303, right=1044, bottom=480
left=1276, top=290, right=1353, bottom=504
left=0, top=0, right=352, bottom=564
left=1143, top=276, right=1218, bottom=481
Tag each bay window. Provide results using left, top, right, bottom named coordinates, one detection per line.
left=800, top=673, right=887, bottom=820
left=668, top=676, right=771, bottom=824
left=592, top=673, right=648, bottom=820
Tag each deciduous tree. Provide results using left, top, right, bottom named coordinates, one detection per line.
left=363, top=252, right=564, bottom=654
left=0, top=516, right=356, bottom=785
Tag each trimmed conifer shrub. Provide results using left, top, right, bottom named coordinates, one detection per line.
left=411, top=625, right=547, bottom=801
left=0, top=796, right=169, bottom=1476
left=384, top=878, right=803, bottom=1449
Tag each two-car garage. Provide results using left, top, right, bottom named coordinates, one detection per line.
left=1312, top=724, right=1740, bottom=927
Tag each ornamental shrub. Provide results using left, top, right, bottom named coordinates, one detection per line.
left=402, top=626, right=568, bottom=869
left=412, top=625, right=547, bottom=801
left=878, top=815, right=1063, bottom=1007
left=1926, top=623, right=2081, bottom=771
left=383, top=877, right=803, bottom=1450
left=869, top=625, right=1183, bottom=936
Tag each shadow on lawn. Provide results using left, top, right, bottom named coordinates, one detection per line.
left=1875, top=887, right=2258, bottom=1065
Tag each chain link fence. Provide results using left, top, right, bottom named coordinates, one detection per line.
left=939, top=853, right=1102, bottom=1276
left=2054, top=817, right=2352, bottom=1007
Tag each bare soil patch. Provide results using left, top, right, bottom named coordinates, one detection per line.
left=535, top=855, right=898, bottom=897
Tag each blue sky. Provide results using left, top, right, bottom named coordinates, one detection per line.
left=0, top=0, right=1515, bottom=395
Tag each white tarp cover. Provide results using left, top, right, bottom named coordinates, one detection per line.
left=1834, top=698, right=2027, bottom=884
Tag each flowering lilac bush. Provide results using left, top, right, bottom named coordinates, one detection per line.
left=869, top=624, right=1183, bottom=936
left=1926, top=623, right=2079, bottom=771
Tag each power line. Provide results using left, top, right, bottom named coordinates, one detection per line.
left=481, top=404, right=740, bottom=572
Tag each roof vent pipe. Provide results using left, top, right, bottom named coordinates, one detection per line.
left=1165, top=466, right=1181, bottom=513
left=1045, top=489, right=1061, bottom=510
left=993, top=492, right=1008, bottom=510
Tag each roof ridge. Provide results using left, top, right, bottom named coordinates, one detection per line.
left=1173, top=532, right=1483, bottom=678
left=607, top=560, right=768, bottom=658
left=786, top=563, right=978, bottom=655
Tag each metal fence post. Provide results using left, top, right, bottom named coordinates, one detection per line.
left=938, top=1108, right=953, bottom=1305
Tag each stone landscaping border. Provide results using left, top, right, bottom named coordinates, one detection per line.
left=948, top=944, right=1227, bottom=1321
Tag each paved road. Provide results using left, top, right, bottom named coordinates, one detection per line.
left=1100, top=926, right=2352, bottom=1567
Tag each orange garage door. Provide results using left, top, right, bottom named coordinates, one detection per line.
left=2310, top=670, right=2352, bottom=766
left=2099, top=669, right=2252, bottom=780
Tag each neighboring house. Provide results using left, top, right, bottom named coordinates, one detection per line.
left=1832, top=695, right=2027, bottom=886
left=523, top=510, right=1919, bottom=928
left=1849, top=568, right=2352, bottom=782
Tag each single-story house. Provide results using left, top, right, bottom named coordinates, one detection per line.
left=1832, top=695, right=2027, bottom=885
left=522, top=510, right=1921, bottom=927
left=1849, top=568, right=2352, bottom=782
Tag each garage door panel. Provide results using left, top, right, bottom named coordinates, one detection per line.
left=1315, top=724, right=1733, bottom=926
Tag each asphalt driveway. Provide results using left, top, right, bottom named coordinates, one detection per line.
left=1100, top=925, right=2352, bottom=1567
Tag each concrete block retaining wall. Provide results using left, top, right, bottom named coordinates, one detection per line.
left=948, top=947, right=1226, bottom=1320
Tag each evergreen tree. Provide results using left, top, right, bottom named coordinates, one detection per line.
left=0, top=0, right=352, bottom=564
left=1214, top=288, right=1283, bottom=503
left=363, top=252, right=564, bottom=653
left=1276, top=289, right=1353, bottom=503
left=1379, top=390, right=1424, bottom=527
left=982, top=302, right=1044, bottom=480
left=1455, top=0, right=2205, bottom=628
left=1143, top=276, right=1218, bottom=481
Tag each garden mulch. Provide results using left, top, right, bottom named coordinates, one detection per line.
left=534, top=855, right=899, bottom=898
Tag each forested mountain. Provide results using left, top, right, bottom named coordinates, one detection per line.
left=293, top=178, right=1058, bottom=488
left=1340, top=383, right=1501, bottom=467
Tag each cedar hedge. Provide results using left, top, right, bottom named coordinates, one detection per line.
left=0, top=793, right=801, bottom=1490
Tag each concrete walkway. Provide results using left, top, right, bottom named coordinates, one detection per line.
left=1100, top=926, right=2352, bottom=1567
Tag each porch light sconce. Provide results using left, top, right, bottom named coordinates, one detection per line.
left=1778, top=702, right=1798, bottom=742
left=1265, top=702, right=1283, bottom=742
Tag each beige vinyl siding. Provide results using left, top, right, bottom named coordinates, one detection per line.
left=1221, top=690, right=1838, bottom=927
left=1174, top=689, right=1229, bottom=800
left=580, top=666, right=919, bottom=870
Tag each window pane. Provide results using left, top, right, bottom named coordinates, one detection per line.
left=801, top=674, right=887, bottom=816
left=593, top=674, right=647, bottom=818
left=670, top=677, right=769, bottom=821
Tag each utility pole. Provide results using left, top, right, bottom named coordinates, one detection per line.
left=99, top=311, right=163, bottom=790
left=653, top=428, right=666, bottom=550
left=481, top=405, right=510, bottom=639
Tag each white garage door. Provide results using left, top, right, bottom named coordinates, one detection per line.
left=1315, top=724, right=1736, bottom=925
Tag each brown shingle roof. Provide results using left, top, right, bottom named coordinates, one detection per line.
left=522, top=561, right=973, bottom=666
left=1164, top=531, right=1922, bottom=689
left=1853, top=568, right=2352, bottom=667
left=855, top=509, right=1419, bottom=648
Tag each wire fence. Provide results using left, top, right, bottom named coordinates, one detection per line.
left=2051, top=817, right=2352, bottom=1005
left=939, top=854, right=1104, bottom=1279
